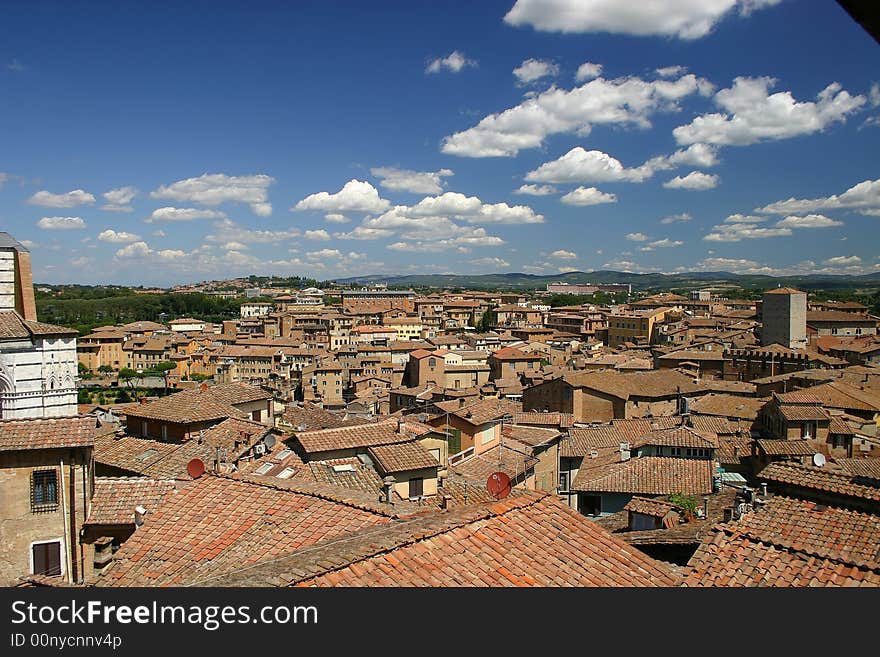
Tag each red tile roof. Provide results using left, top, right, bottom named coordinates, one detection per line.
left=685, top=496, right=880, bottom=586
left=624, top=496, right=680, bottom=518
left=368, top=441, right=440, bottom=474
left=757, top=461, right=880, bottom=503
left=0, top=416, right=96, bottom=452
left=572, top=456, right=714, bottom=495
left=85, top=477, right=177, bottom=525
left=96, top=475, right=392, bottom=586
left=208, top=492, right=679, bottom=587
left=293, top=419, right=409, bottom=454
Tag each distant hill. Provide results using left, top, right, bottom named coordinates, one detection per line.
left=334, top=269, right=880, bottom=292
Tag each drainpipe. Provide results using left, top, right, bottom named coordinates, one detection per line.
left=59, top=457, right=73, bottom=583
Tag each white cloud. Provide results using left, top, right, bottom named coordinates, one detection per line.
left=824, top=255, right=861, bottom=266
left=475, top=202, right=544, bottom=224
left=514, top=184, right=558, bottom=196
left=334, top=226, right=395, bottom=240
left=775, top=214, right=844, bottom=229
left=575, top=62, right=603, bottom=82
left=306, top=249, right=343, bottom=260
left=205, top=218, right=300, bottom=244
left=219, top=241, right=249, bottom=251
left=601, top=259, right=641, bottom=272
left=660, top=212, right=692, bottom=224
left=152, top=229, right=166, bottom=237
left=151, top=173, right=274, bottom=216
left=550, top=249, right=577, bottom=259
left=426, top=51, right=476, bottom=74
left=70, top=256, right=93, bottom=267
left=441, top=72, right=711, bottom=157
left=656, top=65, right=687, bottom=78
left=674, top=77, right=866, bottom=147
left=757, top=178, right=880, bottom=215
left=473, top=257, right=511, bottom=268
left=386, top=228, right=505, bottom=252
left=724, top=213, right=765, bottom=223
left=626, top=232, right=650, bottom=242
left=526, top=147, right=651, bottom=184
left=97, top=229, right=141, bottom=243
left=663, top=171, right=719, bottom=190
left=303, top=229, right=331, bottom=241
left=293, top=179, right=390, bottom=215
left=503, top=0, right=781, bottom=40
left=639, top=238, right=683, bottom=251
left=663, top=143, right=719, bottom=168
left=704, top=223, right=791, bottom=242
left=513, top=58, right=559, bottom=85
left=37, top=216, right=86, bottom=230
left=560, top=187, right=617, bottom=206
left=324, top=213, right=350, bottom=224
left=28, top=189, right=95, bottom=208
left=695, top=257, right=766, bottom=273
left=101, top=186, right=138, bottom=212
left=371, top=166, right=454, bottom=194
left=114, top=241, right=152, bottom=259
left=144, top=207, right=226, bottom=223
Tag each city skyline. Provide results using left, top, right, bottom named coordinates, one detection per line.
left=2, top=1, right=879, bottom=286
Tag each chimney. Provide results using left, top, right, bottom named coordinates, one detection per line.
left=760, top=482, right=768, bottom=497
left=702, top=497, right=709, bottom=519
left=440, top=494, right=452, bottom=510
left=383, top=476, right=395, bottom=505
left=134, top=506, right=147, bottom=527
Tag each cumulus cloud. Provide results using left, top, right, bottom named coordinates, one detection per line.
left=101, top=186, right=138, bottom=212
left=775, top=214, right=844, bottom=229
left=550, top=249, right=577, bottom=259
left=472, top=257, right=511, bottom=268
left=144, top=207, right=226, bottom=223
left=526, top=147, right=651, bottom=184
left=114, top=241, right=152, bottom=259
left=151, top=173, right=274, bottom=215
left=97, top=229, right=141, bottom=243
left=441, top=71, right=711, bottom=157
left=695, top=256, right=766, bottom=273
left=293, top=179, right=391, bottom=215
left=324, top=213, right=349, bottom=223
left=371, top=166, right=454, bottom=194
left=334, top=226, right=396, bottom=240
left=601, top=259, right=641, bottom=272
left=560, top=187, right=617, bottom=206
left=575, top=62, right=603, bottom=81
left=503, top=0, right=781, bottom=40
left=626, top=233, right=650, bottom=242
left=663, top=171, right=719, bottom=190
left=656, top=65, right=687, bottom=78
left=660, top=212, right=692, bottom=224
left=426, top=51, right=477, bottom=74
left=513, top=58, right=559, bottom=85
left=756, top=178, right=880, bottom=215
left=36, top=216, right=86, bottom=230
left=514, top=184, right=558, bottom=196
left=724, top=213, right=765, bottom=223
left=824, top=255, right=861, bottom=266
left=28, top=189, right=95, bottom=208
left=639, top=238, right=683, bottom=251
left=205, top=218, right=300, bottom=244
left=674, top=77, right=866, bottom=147
left=703, top=223, right=791, bottom=242
left=303, top=229, right=331, bottom=241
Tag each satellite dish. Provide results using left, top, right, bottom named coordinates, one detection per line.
left=812, top=453, right=826, bottom=468
left=200, top=382, right=209, bottom=392
left=187, top=458, right=206, bottom=479
left=263, top=434, right=276, bottom=449
left=486, top=471, right=511, bottom=500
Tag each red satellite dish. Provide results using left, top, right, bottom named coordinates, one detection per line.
left=199, top=382, right=209, bottom=392
left=186, top=458, right=206, bottom=479
left=486, top=472, right=511, bottom=500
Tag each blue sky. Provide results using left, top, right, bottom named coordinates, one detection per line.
left=2, top=0, right=879, bottom=286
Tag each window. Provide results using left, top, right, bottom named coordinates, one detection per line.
left=558, top=471, right=569, bottom=492
left=31, top=470, right=58, bottom=512
left=408, top=477, right=423, bottom=499
left=31, top=541, right=62, bottom=577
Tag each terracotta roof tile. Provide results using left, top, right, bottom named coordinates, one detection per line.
left=368, top=441, right=440, bottom=474
left=85, top=477, right=178, bottom=525
left=623, top=496, right=680, bottom=518
left=757, top=461, right=880, bottom=503
left=0, top=416, right=96, bottom=452
left=572, top=456, right=714, bottom=495
left=756, top=439, right=818, bottom=456
left=207, top=492, right=679, bottom=587
left=294, top=419, right=409, bottom=454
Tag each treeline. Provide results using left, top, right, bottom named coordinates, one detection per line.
left=37, top=293, right=245, bottom=335
left=545, top=292, right=624, bottom=307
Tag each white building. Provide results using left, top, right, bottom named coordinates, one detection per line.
left=240, top=302, right=273, bottom=318
left=0, top=233, right=78, bottom=418
left=168, top=317, right=207, bottom=333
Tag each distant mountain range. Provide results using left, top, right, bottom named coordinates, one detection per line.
left=334, top=269, right=880, bottom=291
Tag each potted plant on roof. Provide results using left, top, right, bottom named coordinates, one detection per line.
left=668, top=493, right=700, bottom=523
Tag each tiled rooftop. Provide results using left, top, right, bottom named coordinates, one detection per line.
left=0, top=416, right=96, bottom=452
left=293, top=419, right=410, bottom=454
left=207, top=492, right=679, bottom=587
left=368, top=441, right=440, bottom=474
left=85, top=477, right=177, bottom=525
left=572, top=456, right=714, bottom=495
left=757, top=461, right=880, bottom=503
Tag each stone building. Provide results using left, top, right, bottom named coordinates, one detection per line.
left=761, top=287, right=807, bottom=350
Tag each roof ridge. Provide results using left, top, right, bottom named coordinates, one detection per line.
left=194, top=490, right=548, bottom=587
left=294, top=418, right=398, bottom=435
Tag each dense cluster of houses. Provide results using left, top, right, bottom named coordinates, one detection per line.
left=2, top=232, right=880, bottom=587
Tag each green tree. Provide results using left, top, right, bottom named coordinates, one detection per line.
left=115, top=388, right=133, bottom=403
left=149, top=361, right=177, bottom=395
left=77, top=388, right=92, bottom=404
left=97, top=364, right=114, bottom=374
left=118, top=368, right=139, bottom=390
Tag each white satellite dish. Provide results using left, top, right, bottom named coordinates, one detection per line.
left=263, top=434, right=276, bottom=449
left=812, top=453, right=826, bottom=468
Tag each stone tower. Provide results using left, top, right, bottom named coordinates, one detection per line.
left=761, top=287, right=807, bottom=350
